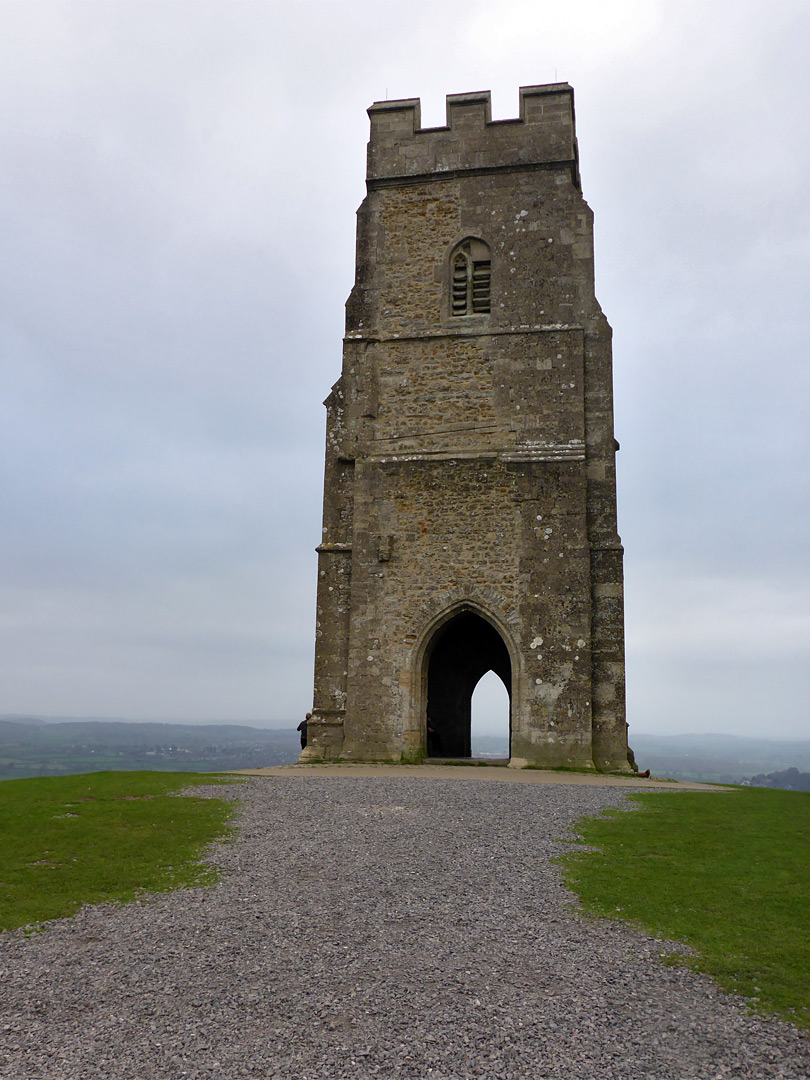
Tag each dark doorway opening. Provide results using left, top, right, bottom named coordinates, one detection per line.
left=425, top=611, right=511, bottom=758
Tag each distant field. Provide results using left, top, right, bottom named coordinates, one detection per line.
left=630, top=733, right=810, bottom=785
left=3, top=721, right=808, bottom=786
left=0, top=771, right=238, bottom=931
left=562, top=786, right=810, bottom=1030
left=0, top=718, right=300, bottom=781
left=0, top=753, right=222, bottom=780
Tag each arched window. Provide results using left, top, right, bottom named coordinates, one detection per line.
left=450, top=239, right=491, bottom=316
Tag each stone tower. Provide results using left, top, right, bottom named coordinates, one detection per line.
left=306, top=83, right=627, bottom=770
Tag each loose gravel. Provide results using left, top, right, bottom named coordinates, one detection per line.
left=1, top=776, right=807, bottom=1079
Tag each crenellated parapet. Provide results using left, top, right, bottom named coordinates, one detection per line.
left=367, top=83, right=579, bottom=187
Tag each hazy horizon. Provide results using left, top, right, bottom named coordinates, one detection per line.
left=4, top=712, right=809, bottom=745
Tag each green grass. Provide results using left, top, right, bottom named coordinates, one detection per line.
left=561, top=787, right=810, bottom=1030
left=0, top=771, right=238, bottom=931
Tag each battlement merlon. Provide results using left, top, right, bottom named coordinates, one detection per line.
left=366, top=83, right=580, bottom=188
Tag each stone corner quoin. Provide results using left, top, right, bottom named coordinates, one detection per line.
left=305, top=83, right=628, bottom=773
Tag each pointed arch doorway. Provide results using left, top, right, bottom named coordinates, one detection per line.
left=424, top=610, right=512, bottom=759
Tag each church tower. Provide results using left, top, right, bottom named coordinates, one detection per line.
left=306, top=84, right=628, bottom=770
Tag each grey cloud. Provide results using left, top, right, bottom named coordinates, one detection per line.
left=1, top=0, right=807, bottom=736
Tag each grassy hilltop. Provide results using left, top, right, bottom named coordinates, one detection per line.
left=0, top=771, right=236, bottom=930
left=563, top=786, right=810, bottom=1031
left=1, top=768, right=807, bottom=1033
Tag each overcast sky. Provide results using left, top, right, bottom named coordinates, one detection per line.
left=1, top=0, right=808, bottom=739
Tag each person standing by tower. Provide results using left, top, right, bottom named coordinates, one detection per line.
left=297, top=713, right=310, bottom=751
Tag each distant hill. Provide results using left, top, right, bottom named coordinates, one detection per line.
left=629, top=733, right=810, bottom=785
left=3, top=720, right=808, bottom=786
left=471, top=735, right=509, bottom=757
left=0, top=714, right=292, bottom=728
left=0, top=719, right=300, bottom=781
left=474, top=733, right=810, bottom=783
left=744, top=767, right=810, bottom=792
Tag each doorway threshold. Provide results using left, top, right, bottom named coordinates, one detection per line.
left=423, top=757, right=510, bottom=767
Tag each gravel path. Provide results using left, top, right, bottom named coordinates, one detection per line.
left=1, top=776, right=807, bottom=1079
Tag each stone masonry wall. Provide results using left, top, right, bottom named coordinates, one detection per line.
left=308, top=84, right=627, bottom=771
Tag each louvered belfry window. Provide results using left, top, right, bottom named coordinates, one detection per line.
left=452, top=255, right=469, bottom=315
left=450, top=239, right=491, bottom=316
